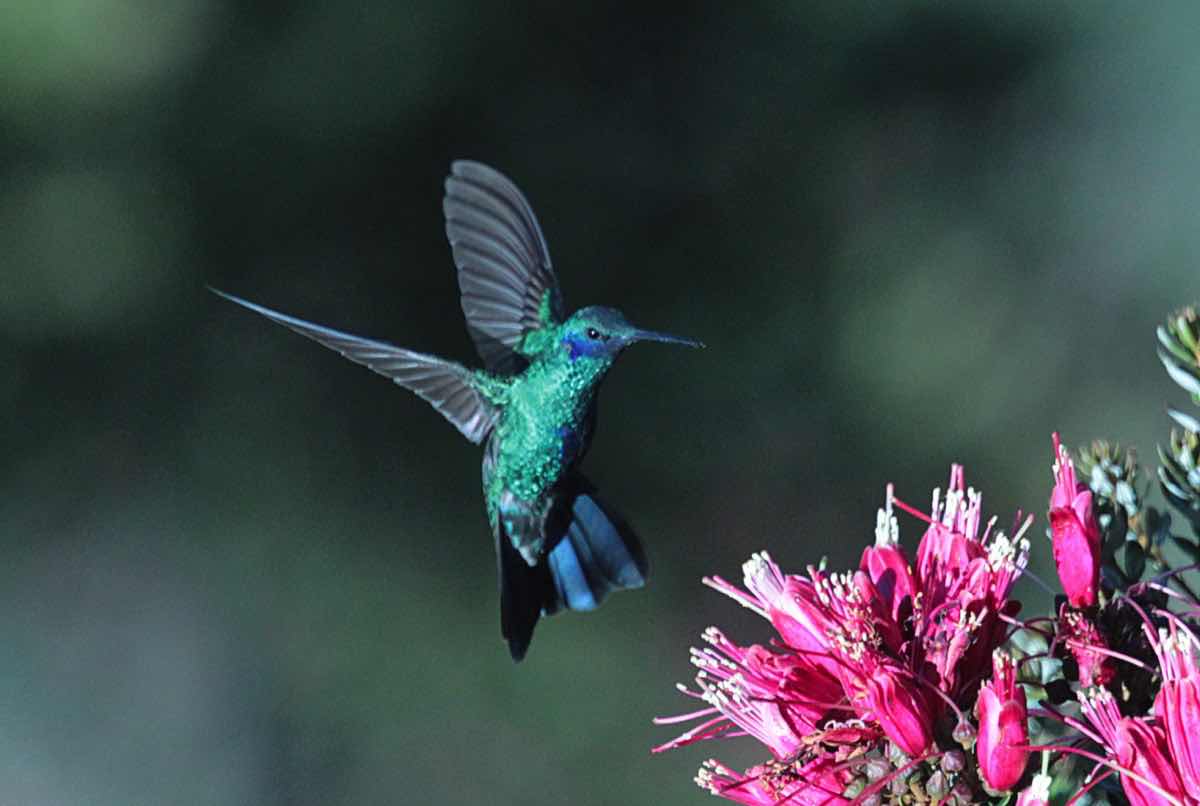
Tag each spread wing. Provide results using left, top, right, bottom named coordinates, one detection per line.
left=443, top=160, right=564, bottom=374
left=210, top=289, right=499, bottom=444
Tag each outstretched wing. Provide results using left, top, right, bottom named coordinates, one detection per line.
left=443, top=160, right=564, bottom=374
left=211, top=289, right=499, bottom=444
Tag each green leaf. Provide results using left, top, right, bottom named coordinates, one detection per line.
left=1173, top=535, right=1200, bottom=563
left=1169, top=408, right=1200, bottom=433
left=1159, top=465, right=1193, bottom=502
left=1159, top=348, right=1200, bottom=397
left=1143, top=507, right=1172, bottom=545
left=1124, top=540, right=1146, bottom=580
left=1176, top=313, right=1199, bottom=352
left=1048, top=755, right=1084, bottom=806
left=1158, top=325, right=1193, bottom=362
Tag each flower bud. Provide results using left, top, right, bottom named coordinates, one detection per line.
left=952, top=718, right=976, bottom=748
left=975, top=651, right=1030, bottom=792
left=940, top=750, right=966, bottom=773
left=925, top=770, right=948, bottom=800
left=950, top=781, right=976, bottom=804
left=861, top=757, right=891, bottom=782
left=1049, top=434, right=1101, bottom=607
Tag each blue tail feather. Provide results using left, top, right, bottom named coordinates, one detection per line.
left=497, top=477, right=647, bottom=662
left=547, top=493, right=646, bottom=613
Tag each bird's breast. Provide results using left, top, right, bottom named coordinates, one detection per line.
left=487, top=403, right=587, bottom=504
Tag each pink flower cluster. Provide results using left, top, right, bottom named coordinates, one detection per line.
left=1063, top=623, right=1200, bottom=806
left=1044, top=435, right=1200, bottom=805
left=655, top=466, right=1033, bottom=802
left=656, top=435, right=1200, bottom=802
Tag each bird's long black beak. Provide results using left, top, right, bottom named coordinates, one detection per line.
left=630, top=329, right=704, bottom=349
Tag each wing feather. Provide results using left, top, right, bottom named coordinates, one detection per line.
left=444, top=161, right=564, bottom=374
left=211, top=289, right=499, bottom=444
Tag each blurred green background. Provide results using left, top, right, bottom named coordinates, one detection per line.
left=2, top=2, right=1199, bottom=804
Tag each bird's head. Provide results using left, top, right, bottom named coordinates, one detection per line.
left=559, top=306, right=703, bottom=363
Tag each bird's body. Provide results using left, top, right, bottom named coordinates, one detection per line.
left=213, top=161, right=699, bottom=660
left=479, top=319, right=610, bottom=562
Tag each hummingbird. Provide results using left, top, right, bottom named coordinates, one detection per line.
left=212, top=160, right=702, bottom=660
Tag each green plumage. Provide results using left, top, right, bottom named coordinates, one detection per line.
left=480, top=314, right=617, bottom=562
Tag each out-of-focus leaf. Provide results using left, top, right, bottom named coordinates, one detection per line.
left=1143, top=507, right=1171, bottom=546
left=1159, top=324, right=1194, bottom=363
left=1169, top=408, right=1200, bottom=433
left=1175, top=311, right=1200, bottom=352
left=1124, top=540, right=1146, bottom=580
left=1173, top=535, right=1200, bottom=563
left=1158, top=348, right=1200, bottom=397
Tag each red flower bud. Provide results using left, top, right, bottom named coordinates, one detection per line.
left=1049, top=434, right=1101, bottom=608
left=975, top=651, right=1030, bottom=792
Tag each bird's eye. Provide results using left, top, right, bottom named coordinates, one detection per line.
left=586, top=328, right=601, bottom=340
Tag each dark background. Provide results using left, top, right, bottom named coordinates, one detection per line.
left=2, top=2, right=1197, bottom=804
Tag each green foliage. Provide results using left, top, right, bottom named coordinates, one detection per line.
left=1156, top=306, right=1200, bottom=541
left=1156, top=307, right=1200, bottom=403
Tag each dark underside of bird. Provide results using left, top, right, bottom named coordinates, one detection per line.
left=212, top=160, right=700, bottom=661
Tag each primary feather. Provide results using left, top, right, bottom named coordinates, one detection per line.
left=208, top=288, right=499, bottom=444
left=444, top=160, right=564, bottom=374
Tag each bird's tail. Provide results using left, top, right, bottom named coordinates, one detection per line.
left=498, top=478, right=647, bottom=661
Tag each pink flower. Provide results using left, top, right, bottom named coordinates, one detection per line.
left=914, top=466, right=986, bottom=610
left=697, top=553, right=934, bottom=757
left=656, top=466, right=1030, bottom=802
left=859, top=527, right=915, bottom=629
left=1015, top=773, right=1051, bottom=806
left=1049, top=433, right=1102, bottom=608
left=1151, top=623, right=1200, bottom=794
left=975, top=651, right=1029, bottom=792
left=1080, top=688, right=1186, bottom=806
left=843, top=651, right=934, bottom=757
left=1057, top=605, right=1115, bottom=687
left=901, top=468, right=1031, bottom=699
left=731, top=554, right=842, bottom=680
left=651, top=626, right=843, bottom=759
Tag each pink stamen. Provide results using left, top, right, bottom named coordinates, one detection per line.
left=1142, top=582, right=1191, bottom=602
left=889, top=494, right=934, bottom=524
left=1062, top=639, right=1152, bottom=671
left=1029, top=705, right=1103, bottom=745
left=653, top=706, right=718, bottom=725
left=1000, top=612, right=1052, bottom=637
left=651, top=717, right=732, bottom=753
left=1066, top=766, right=1114, bottom=806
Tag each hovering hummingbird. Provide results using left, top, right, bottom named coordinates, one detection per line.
left=212, top=161, right=702, bottom=660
